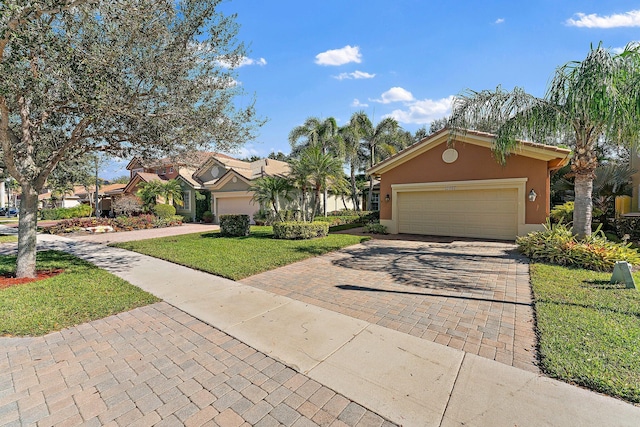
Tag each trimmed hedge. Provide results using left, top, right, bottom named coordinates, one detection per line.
left=153, top=203, right=176, bottom=219
left=219, top=214, right=250, bottom=237
left=42, top=214, right=183, bottom=234
left=41, top=204, right=92, bottom=220
left=314, top=215, right=362, bottom=226
left=273, top=221, right=329, bottom=240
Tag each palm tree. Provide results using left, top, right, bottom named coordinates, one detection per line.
left=249, top=176, right=294, bottom=221
left=137, top=180, right=164, bottom=211
left=162, top=179, right=184, bottom=208
left=341, top=112, right=369, bottom=211
left=297, top=146, right=344, bottom=221
left=289, top=116, right=344, bottom=216
left=449, top=43, right=640, bottom=238
left=358, top=115, right=404, bottom=210
left=289, top=158, right=312, bottom=221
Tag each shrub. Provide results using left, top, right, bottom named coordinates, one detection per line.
left=314, top=215, right=362, bottom=226
left=272, top=221, right=329, bottom=240
left=363, top=223, right=388, bottom=234
left=153, top=203, right=176, bottom=219
left=42, top=213, right=182, bottom=234
left=550, top=201, right=603, bottom=225
left=517, top=221, right=640, bottom=271
left=202, top=211, right=214, bottom=223
left=112, top=194, right=143, bottom=216
left=219, top=214, right=250, bottom=237
left=40, top=204, right=92, bottom=220
left=615, top=216, right=640, bottom=242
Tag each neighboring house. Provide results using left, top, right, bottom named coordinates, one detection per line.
left=361, top=179, right=380, bottom=211
left=76, top=183, right=127, bottom=215
left=122, top=151, right=357, bottom=223
left=367, top=129, right=571, bottom=240
left=193, top=156, right=290, bottom=221
left=37, top=191, right=81, bottom=209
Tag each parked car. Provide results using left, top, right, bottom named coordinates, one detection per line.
left=0, top=208, right=18, bottom=217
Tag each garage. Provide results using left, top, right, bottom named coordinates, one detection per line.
left=367, top=129, right=572, bottom=239
left=397, top=188, right=518, bottom=240
left=216, top=196, right=257, bottom=221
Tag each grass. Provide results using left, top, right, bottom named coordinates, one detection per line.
left=111, top=226, right=369, bottom=280
left=0, top=234, right=17, bottom=243
left=0, top=251, right=159, bottom=336
left=530, top=263, right=640, bottom=403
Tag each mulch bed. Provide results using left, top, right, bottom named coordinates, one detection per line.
left=0, top=269, right=64, bottom=289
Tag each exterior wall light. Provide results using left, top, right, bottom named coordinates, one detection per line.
left=528, top=189, right=537, bottom=202
left=385, top=194, right=390, bottom=202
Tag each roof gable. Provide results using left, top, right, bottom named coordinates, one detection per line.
left=367, top=128, right=571, bottom=176
left=207, top=169, right=252, bottom=190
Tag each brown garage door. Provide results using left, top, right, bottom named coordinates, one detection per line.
left=397, top=188, right=518, bottom=240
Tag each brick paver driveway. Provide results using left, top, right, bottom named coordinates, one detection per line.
left=1, top=303, right=395, bottom=426
left=241, top=237, right=538, bottom=372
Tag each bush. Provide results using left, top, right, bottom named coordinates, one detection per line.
left=517, top=221, right=640, bottom=271
left=363, top=223, right=387, bottom=234
left=615, top=216, right=640, bottom=242
left=112, top=194, right=143, bottom=216
left=550, top=201, right=603, bottom=225
left=202, top=211, right=214, bottom=223
left=272, top=221, right=329, bottom=240
left=314, top=215, right=362, bottom=226
left=40, top=204, right=92, bottom=220
left=153, top=203, right=176, bottom=219
left=219, top=214, right=250, bottom=237
left=42, top=213, right=182, bottom=234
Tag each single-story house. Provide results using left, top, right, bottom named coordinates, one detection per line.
left=367, top=129, right=571, bottom=240
left=38, top=191, right=81, bottom=209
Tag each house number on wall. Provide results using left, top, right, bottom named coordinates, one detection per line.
left=444, top=186, right=456, bottom=191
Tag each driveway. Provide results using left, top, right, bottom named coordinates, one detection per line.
left=240, top=237, right=538, bottom=372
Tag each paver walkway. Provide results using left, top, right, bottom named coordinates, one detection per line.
left=241, top=238, right=537, bottom=371
left=1, top=302, right=396, bottom=427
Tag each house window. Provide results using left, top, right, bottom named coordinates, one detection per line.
left=169, top=167, right=174, bottom=173
left=371, top=193, right=380, bottom=211
left=180, top=191, right=191, bottom=211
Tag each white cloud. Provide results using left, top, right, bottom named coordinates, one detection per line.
left=315, top=45, right=362, bottom=66
left=385, top=96, right=455, bottom=125
left=226, top=143, right=263, bottom=159
left=612, top=41, right=639, bottom=54
left=495, top=18, right=505, bottom=24
left=239, top=57, right=267, bottom=67
left=371, top=87, right=414, bottom=104
left=566, top=10, right=640, bottom=28
left=351, top=99, right=369, bottom=108
left=333, top=70, right=376, bottom=80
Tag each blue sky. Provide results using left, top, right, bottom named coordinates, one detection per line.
left=103, top=1, right=640, bottom=178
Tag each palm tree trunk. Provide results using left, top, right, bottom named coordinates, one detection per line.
left=350, top=164, right=359, bottom=211
left=16, top=185, right=39, bottom=278
left=368, top=143, right=375, bottom=210
left=573, top=174, right=593, bottom=238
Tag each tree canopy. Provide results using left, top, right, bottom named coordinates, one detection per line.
left=0, top=0, right=263, bottom=277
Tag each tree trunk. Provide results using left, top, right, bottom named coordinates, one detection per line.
left=573, top=174, right=593, bottom=239
left=367, top=178, right=374, bottom=211
left=350, top=165, right=360, bottom=211
left=16, top=186, right=39, bottom=278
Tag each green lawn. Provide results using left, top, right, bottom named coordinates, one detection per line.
left=0, top=234, right=18, bottom=243
left=531, top=263, right=640, bottom=403
left=0, top=251, right=159, bottom=336
left=111, top=226, right=369, bottom=280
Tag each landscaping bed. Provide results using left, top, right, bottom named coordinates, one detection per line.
left=0, top=250, right=159, bottom=336
left=41, top=214, right=183, bottom=234
left=530, top=263, right=640, bottom=403
left=111, top=226, right=368, bottom=280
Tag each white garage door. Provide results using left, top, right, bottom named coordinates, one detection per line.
left=397, top=189, right=518, bottom=240
left=217, top=197, right=258, bottom=223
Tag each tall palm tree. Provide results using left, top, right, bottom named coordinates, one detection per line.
left=249, top=176, right=294, bottom=221
left=289, top=116, right=344, bottom=216
left=341, top=112, right=369, bottom=211
left=288, top=157, right=312, bottom=221
left=359, top=115, right=404, bottom=210
left=449, top=43, right=640, bottom=238
left=297, top=146, right=344, bottom=221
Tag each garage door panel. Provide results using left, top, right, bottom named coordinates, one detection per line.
left=217, top=197, right=257, bottom=223
left=397, top=189, right=518, bottom=240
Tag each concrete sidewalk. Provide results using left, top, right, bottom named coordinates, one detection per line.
left=8, top=230, right=640, bottom=426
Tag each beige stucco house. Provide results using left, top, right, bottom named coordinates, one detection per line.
left=367, top=129, right=571, bottom=240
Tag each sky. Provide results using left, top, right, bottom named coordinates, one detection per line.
left=102, top=1, right=640, bottom=179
